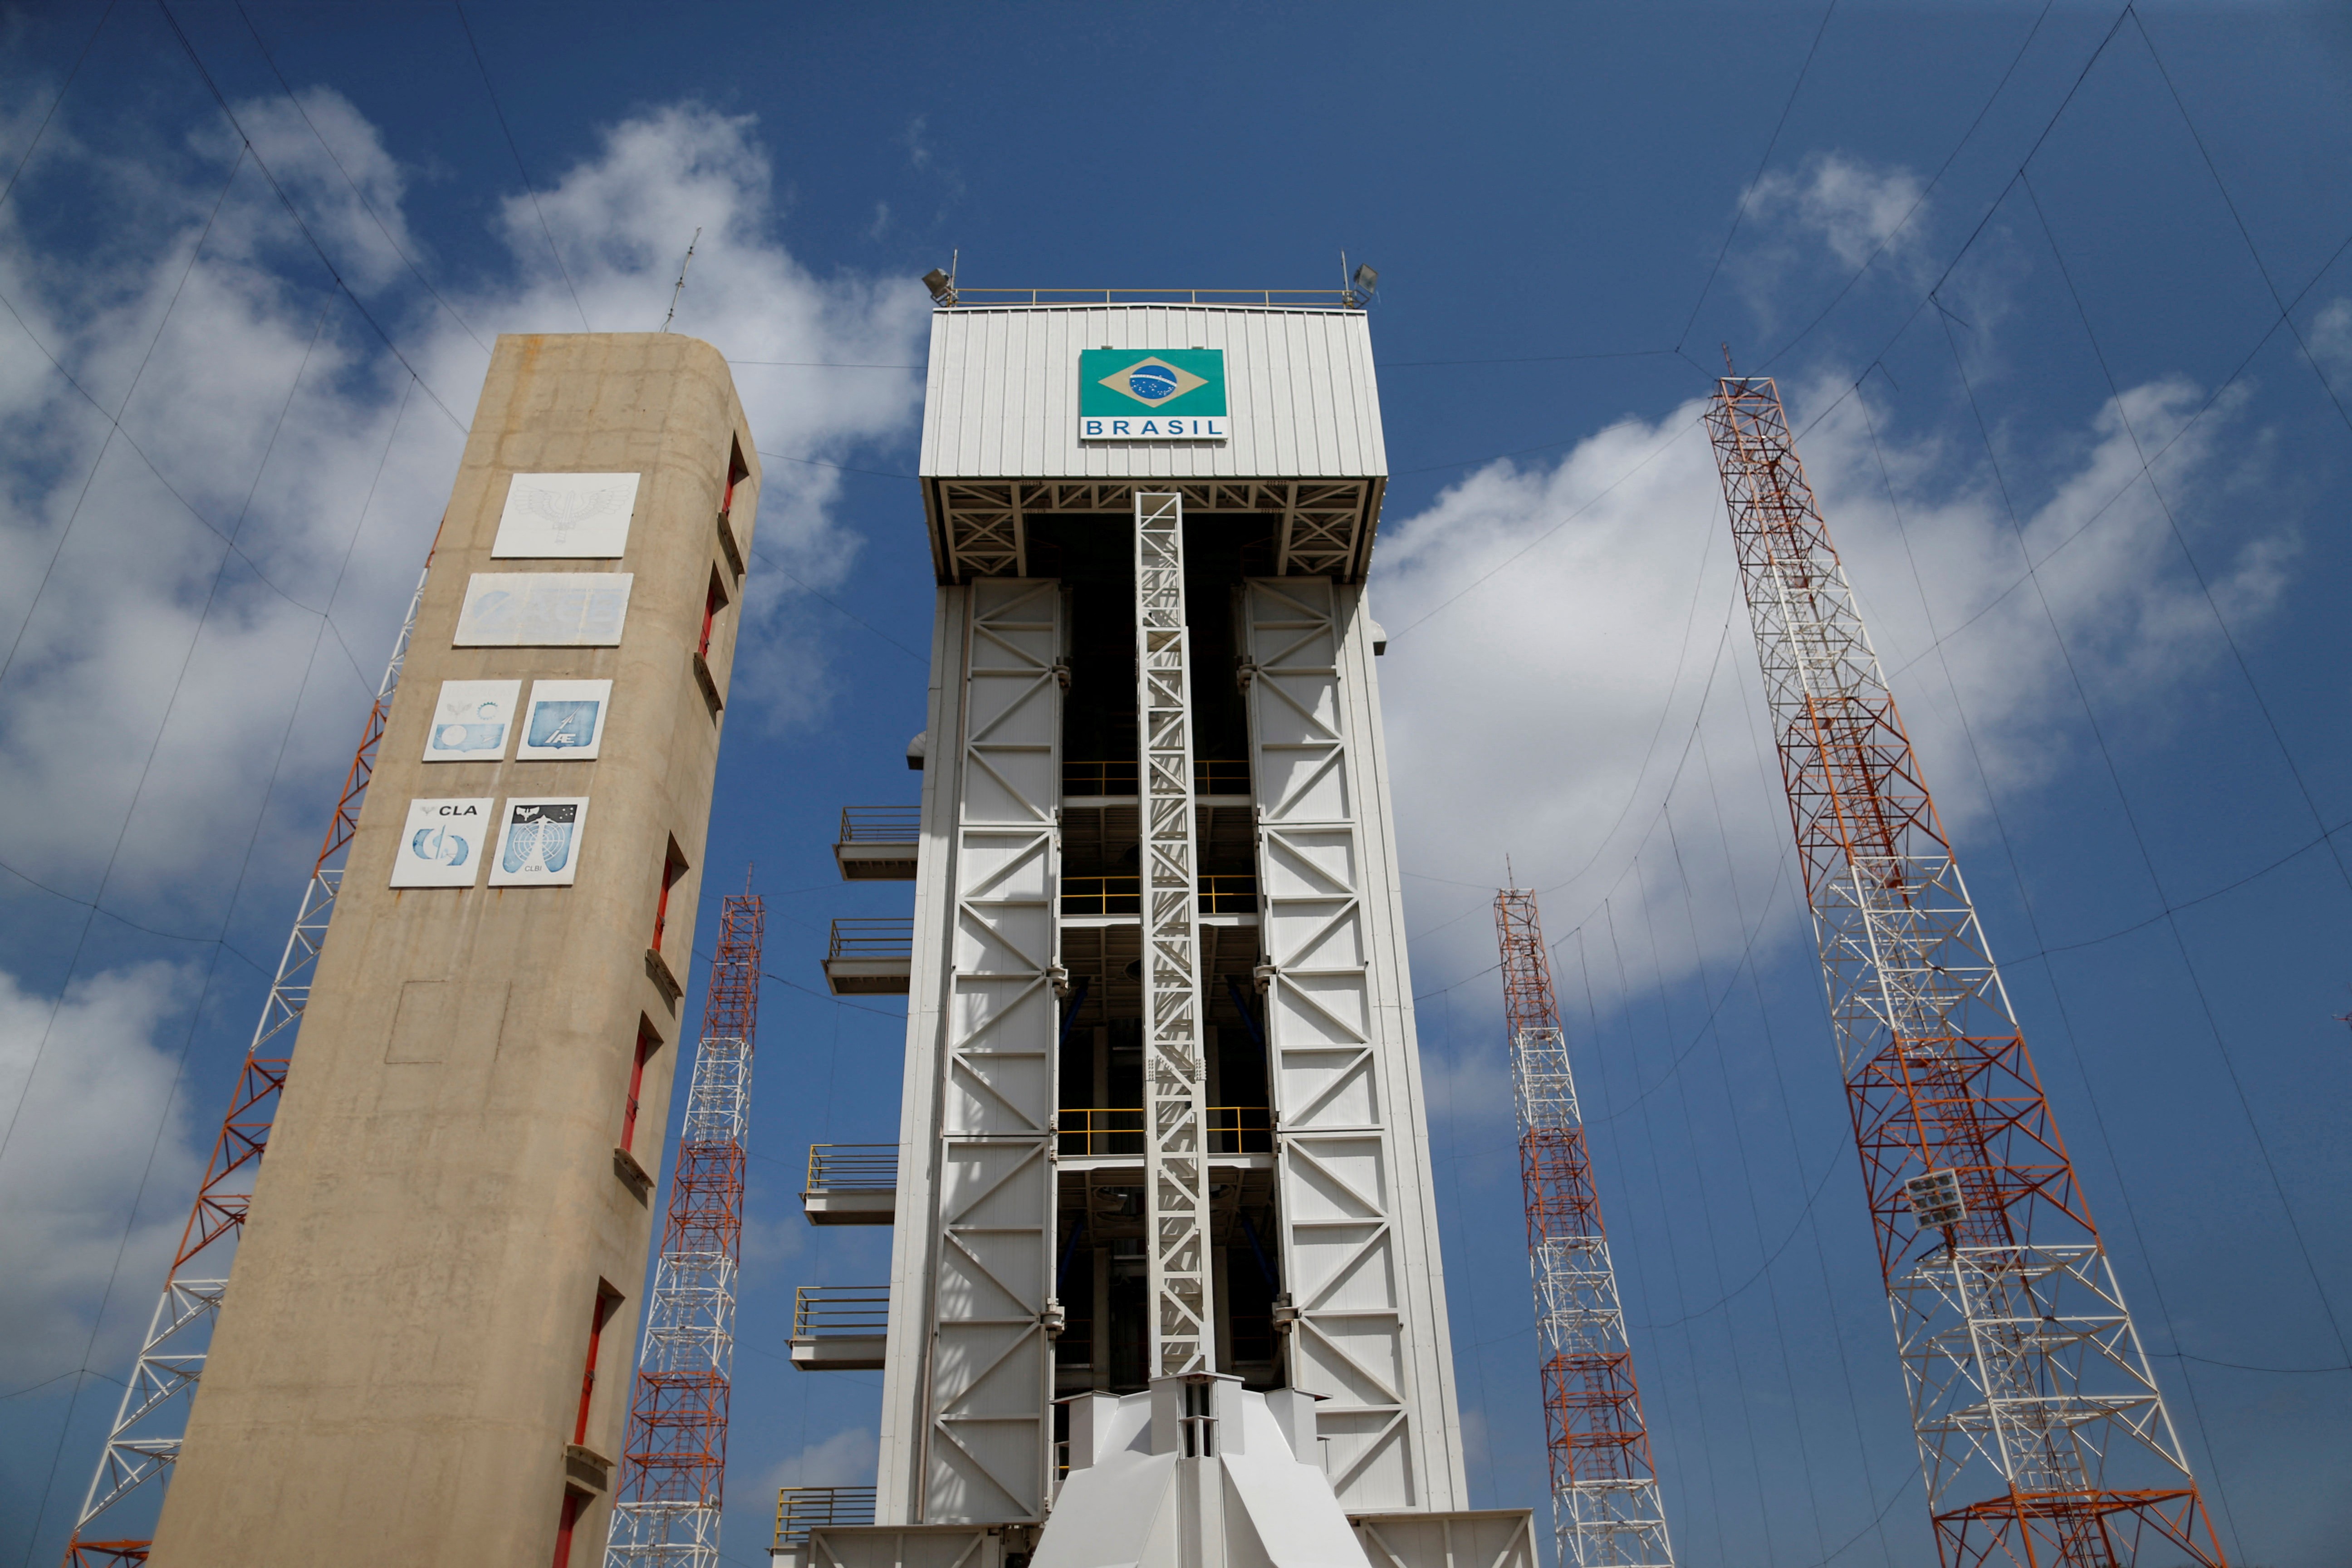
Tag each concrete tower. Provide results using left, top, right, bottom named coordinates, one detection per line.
left=786, top=292, right=1534, bottom=1568
left=147, top=334, right=760, bottom=1566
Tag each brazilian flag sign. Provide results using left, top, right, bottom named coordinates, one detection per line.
left=1077, top=348, right=1229, bottom=441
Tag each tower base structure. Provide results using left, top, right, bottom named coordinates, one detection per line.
left=774, top=1376, right=1533, bottom=1568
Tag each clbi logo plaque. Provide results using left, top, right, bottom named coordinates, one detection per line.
left=1077, top=349, right=1228, bottom=440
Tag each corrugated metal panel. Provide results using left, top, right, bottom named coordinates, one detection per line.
left=918, top=306, right=1387, bottom=481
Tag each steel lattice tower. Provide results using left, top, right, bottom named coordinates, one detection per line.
left=1136, top=492, right=1213, bottom=1377
left=62, top=559, right=429, bottom=1568
left=606, top=888, right=765, bottom=1568
left=1705, top=376, right=2223, bottom=1568
left=1494, top=888, right=1675, bottom=1568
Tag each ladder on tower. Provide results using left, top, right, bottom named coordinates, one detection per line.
left=1704, top=374, right=2224, bottom=1568
left=604, top=887, right=764, bottom=1568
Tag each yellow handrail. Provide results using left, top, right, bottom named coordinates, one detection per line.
left=1058, top=1107, right=1271, bottom=1155
left=1058, top=874, right=1256, bottom=916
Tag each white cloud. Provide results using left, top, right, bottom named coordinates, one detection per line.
left=740, top=1208, right=811, bottom=1273
left=0, top=91, right=925, bottom=1392
left=1749, top=152, right=1930, bottom=273
left=210, top=86, right=421, bottom=297
left=0, top=95, right=925, bottom=904
left=2310, top=296, right=2352, bottom=378
left=1727, top=152, right=1991, bottom=338
left=762, top=1425, right=878, bottom=1489
left=0, top=961, right=201, bottom=1385
left=1372, top=371, right=2288, bottom=1078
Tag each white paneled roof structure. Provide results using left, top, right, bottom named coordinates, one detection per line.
left=917, top=302, right=1389, bottom=583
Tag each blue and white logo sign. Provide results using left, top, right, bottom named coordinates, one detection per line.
left=1077, top=348, right=1228, bottom=441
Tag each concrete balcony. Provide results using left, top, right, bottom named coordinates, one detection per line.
left=801, top=1142, right=897, bottom=1225
left=823, top=918, right=911, bottom=995
left=834, top=807, right=919, bottom=881
left=789, top=1285, right=889, bottom=1371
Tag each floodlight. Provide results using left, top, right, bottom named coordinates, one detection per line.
left=1904, top=1167, right=1967, bottom=1230
left=921, top=267, right=956, bottom=305
left=1351, top=263, right=1378, bottom=295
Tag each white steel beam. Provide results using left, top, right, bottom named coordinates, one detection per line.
left=908, top=578, right=1063, bottom=1523
left=1241, top=577, right=1464, bottom=1512
left=1134, top=493, right=1214, bottom=1376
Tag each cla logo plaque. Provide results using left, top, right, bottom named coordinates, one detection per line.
left=1077, top=349, right=1228, bottom=441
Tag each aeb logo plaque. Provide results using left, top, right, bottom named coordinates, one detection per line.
left=1077, top=349, right=1228, bottom=441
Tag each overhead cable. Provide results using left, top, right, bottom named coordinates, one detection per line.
left=451, top=0, right=589, bottom=332
left=150, top=0, right=469, bottom=432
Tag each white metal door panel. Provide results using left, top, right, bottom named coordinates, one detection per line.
left=921, top=577, right=1062, bottom=1524
left=1243, top=575, right=1415, bottom=1510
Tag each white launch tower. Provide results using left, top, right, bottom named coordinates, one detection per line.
left=784, top=288, right=1532, bottom=1568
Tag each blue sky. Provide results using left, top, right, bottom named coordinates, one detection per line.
left=1, top=2, right=2348, bottom=1564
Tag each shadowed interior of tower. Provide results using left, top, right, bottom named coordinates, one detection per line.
left=1035, top=510, right=1284, bottom=1406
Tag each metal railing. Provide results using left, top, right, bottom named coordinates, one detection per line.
left=1061, top=760, right=1250, bottom=797
left=792, top=1286, right=891, bottom=1339
left=806, top=1143, right=897, bottom=1191
left=1196, top=874, right=1259, bottom=915
left=1194, top=758, right=1250, bottom=795
left=1062, top=760, right=1139, bottom=796
left=1058, top=1107, right=1271, bottom=1156
left=1058, top=1108, right=1145, bottom=1156
left=1058, top=874, right=1256, bottom=916
left=1061, top=875, right=1142, bottom=916
left=838, top=806, right=920, bottom=843
left=826, top=918, right=912, bottom=961
left=1207, top=1105, right=1274, bottom=1154
left=774, top=1486, right=877, bottom=1548
left=948, top=287, right=1354, bottom=309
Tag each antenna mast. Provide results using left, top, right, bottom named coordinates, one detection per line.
left=661, top=227, right=701, bottom=332
left=605, top=887, right=764, bottom=1568
left=1704, top=374, right=2224, bottom=1568
left=1495, top=886, right=1676, bottom=1568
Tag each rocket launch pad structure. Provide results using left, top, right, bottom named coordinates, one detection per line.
left=780, top=291, right=1535, bottom=1568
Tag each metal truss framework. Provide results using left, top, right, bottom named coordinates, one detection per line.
left=64, top=562, right=431, bottom=1568
left=1135, top=493, right=1213, bottom=1375
left=1241, top=577, right=1421, bottom=1508
left=1705, top=376, right=2223, bottom=1568
left=1493, top=889, right=1674, bottom=1568
left=931, top=479, right=1376, bottom=583
left=919, top=577, right=1062, bottom=1522
left=606, top=890, right=766, bottom=1568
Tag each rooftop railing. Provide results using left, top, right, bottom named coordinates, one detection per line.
left=946, top=288, right=1356, bottom=309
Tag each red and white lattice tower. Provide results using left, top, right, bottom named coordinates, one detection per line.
left=1494, top=887, right=1675, bottom=1568
left=63, top=559, right=431, bottom=1568
left=1705, top=375, right=2224, bottom=1568
left=604, top=887, right=764, bottom=1568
